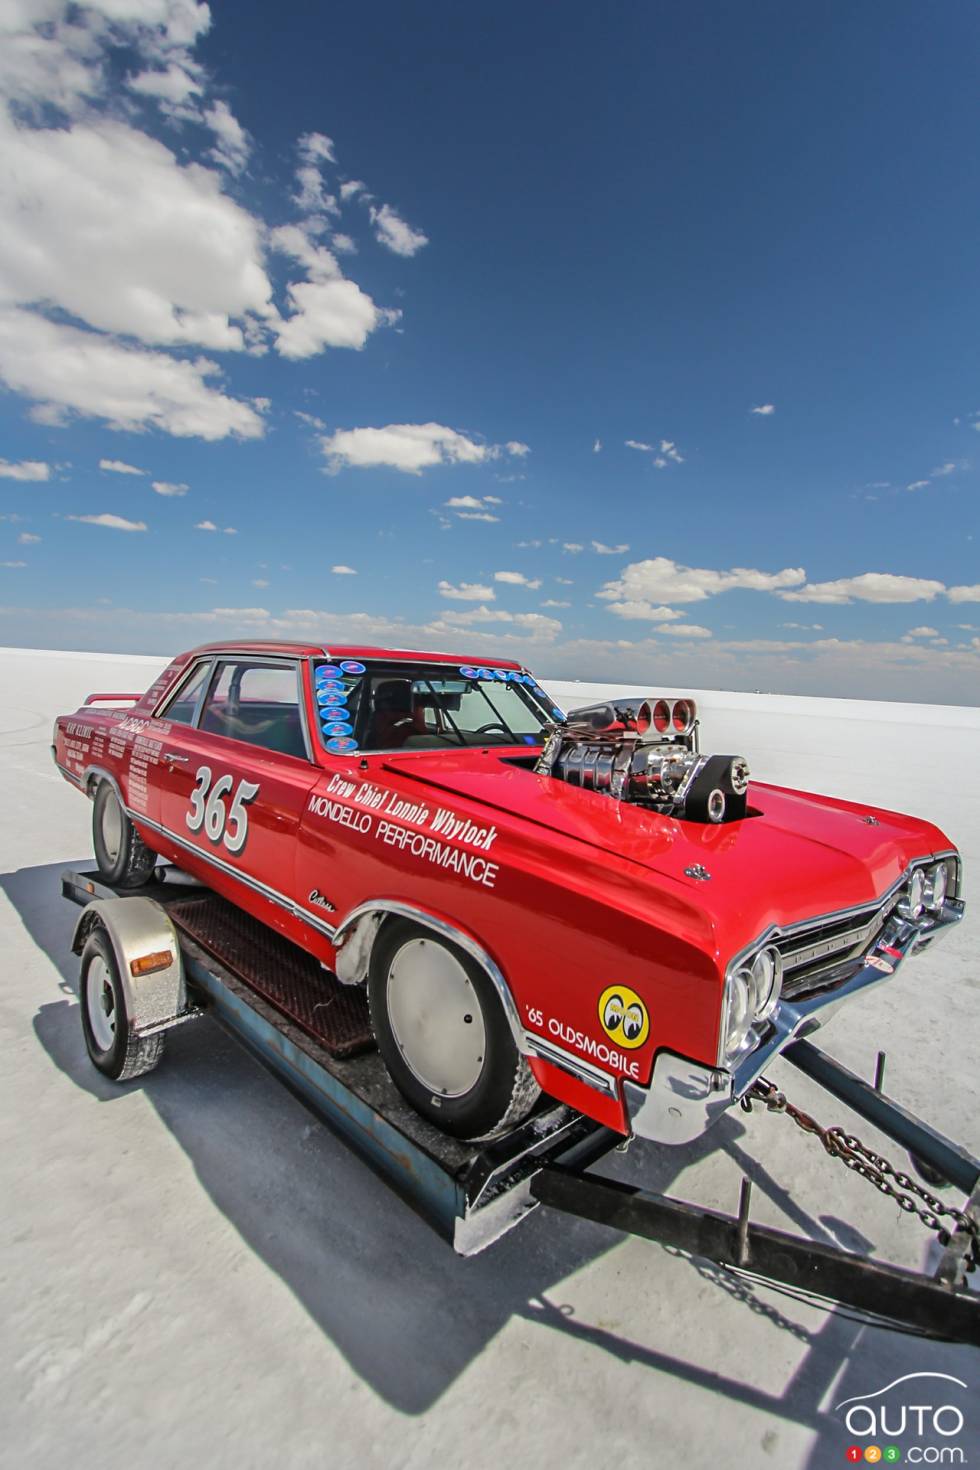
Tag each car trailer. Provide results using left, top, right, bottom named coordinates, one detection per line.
left=61, top=866, right=980, bottom=1346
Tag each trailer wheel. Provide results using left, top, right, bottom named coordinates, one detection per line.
left=368, top=919, right=539, bottom=1140
left=92, top=781, right=156, bottom=888
left=79, top=928, right=165, bottom=1081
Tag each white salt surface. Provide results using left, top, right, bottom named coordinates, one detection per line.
left=1, top=647, right=977, bottom=1469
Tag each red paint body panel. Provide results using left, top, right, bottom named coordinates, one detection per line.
left=52, top=642, right=959, bottom=1138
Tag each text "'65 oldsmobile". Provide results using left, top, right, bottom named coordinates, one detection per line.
left=53, top=640, right=964, bottom=1143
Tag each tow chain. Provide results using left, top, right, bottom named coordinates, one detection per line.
left=742, top=1077, right=979, bottom=1272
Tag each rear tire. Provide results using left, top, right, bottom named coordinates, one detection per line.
left=92, top=781, right=156, bottom=888
left=79, top=929, right=165, bottom=1081
left=368, top=919, right=539, bottom=1140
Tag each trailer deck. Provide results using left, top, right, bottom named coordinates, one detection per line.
left=62, top=865, right=980, bottom=1343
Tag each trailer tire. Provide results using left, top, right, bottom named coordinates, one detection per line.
left=368, top=919, right=539, bottom=1140
left=92, top=781, right=156, bottom=888
left=79, top=928, right=165, bottom=1081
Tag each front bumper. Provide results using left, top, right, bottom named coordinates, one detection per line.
left=624, top=896, right=964, bottom=1146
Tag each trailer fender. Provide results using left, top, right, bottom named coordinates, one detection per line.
left=71, top=898, right=187, bottom=1035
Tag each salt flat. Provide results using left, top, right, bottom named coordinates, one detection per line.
left=1, top=646, right=976, bottom=1470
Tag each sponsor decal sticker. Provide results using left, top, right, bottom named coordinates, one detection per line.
left=325, top=736, right=358, bottom=754
left=339, top=660, right=366, bottom=674
left=316, top=665, right=342, bottom=680
left=322, top=720, right=353, bottom=736
left=318, top=689, right=348, bottom=706
left=598, top=984, right=650, bottom=1048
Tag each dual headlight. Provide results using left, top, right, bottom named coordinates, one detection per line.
left=720, top=945, right=783, bottom=1064
left=898, top=860, right=950, bottom=922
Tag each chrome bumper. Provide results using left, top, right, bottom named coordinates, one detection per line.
left=624, top=898, right=964, bottom=1147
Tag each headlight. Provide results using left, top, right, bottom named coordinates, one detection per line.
left=747, top=945, right=783, bottom=1020
left=723, top=970, right=754, bottom=1060
left=721, top=945, right=783, bottom=1063
left=898, top=867, right=925, bottom=920
left=923, top=861, right=948, bottom=913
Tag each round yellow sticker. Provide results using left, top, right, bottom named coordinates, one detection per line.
left=598, top=985, right=650, bottom=1049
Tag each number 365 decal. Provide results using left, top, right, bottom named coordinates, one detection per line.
left=186, top=765, right=260, bottom=854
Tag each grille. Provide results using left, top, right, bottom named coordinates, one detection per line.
left=777, top=898, right=896, bottom=1001
left=168, top=894, right=374, bottom=1057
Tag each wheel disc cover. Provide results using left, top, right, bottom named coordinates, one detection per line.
left=100, top=795, right=123, bottom=863
left=86, top=955, right=116, bottom=1052
left=386, top=938, right=487, bottom=1097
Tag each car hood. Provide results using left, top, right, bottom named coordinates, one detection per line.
left=380, top=749, right=952, bottom=932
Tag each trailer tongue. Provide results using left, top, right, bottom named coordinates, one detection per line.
left=61, top=866, right=979, bottom=1345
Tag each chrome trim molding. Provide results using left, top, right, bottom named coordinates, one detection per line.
left=333, top=899, right=526, bottom=1052
left=523, top=1032, right=619, bottom=1096
left=123, top=807, right=338, bottom=942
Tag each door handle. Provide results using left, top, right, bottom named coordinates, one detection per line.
left=163, top=751, right=190, bottom=764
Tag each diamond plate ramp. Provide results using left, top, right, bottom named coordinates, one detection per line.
left=167, top=893, right=374, bottom=1057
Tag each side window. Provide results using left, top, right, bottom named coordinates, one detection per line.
left=158, top=660, right=211, bottom=726
left=198, top=660, right=308, bottom=760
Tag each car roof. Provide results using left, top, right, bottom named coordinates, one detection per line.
left=184, top=640, right=525, bottom=671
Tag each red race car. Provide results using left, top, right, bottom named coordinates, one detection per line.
left=53, top=640, right=964, bottom=1143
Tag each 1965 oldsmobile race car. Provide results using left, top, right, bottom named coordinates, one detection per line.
left=52, top=640, right=964, bottom=1144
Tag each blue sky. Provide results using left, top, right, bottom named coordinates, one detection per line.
left=1, top=0, right=978, bottom=703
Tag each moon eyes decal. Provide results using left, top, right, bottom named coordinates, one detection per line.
left=597, top=985, right=649, bottom=1049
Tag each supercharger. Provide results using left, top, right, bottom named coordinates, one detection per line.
left=535, top=696, right=751, bottom=824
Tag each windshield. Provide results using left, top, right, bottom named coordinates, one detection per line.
left=311, top=660, right=561, bottom=754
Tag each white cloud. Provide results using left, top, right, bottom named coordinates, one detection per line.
left=906, top=480, right=930, bottom=492
left=340, top=180, right=364, bottom=200
left=369, top=203, right=428, bottom=257
left=205, top=100, right=249, bottom=175
left=627, top=437, right=684, bottom=465
left=331, top=233, right=356, bottom=254
left=436, top=607, right=562, bottom=639
left=438, top=580, right=494, bottom=602
left=781, top=572, right=946, bottom=605
left=750, top=404, right=775, bottom=416
left=321, top=423, right=493, bottom=475
left=505, top=441, right=530, bottom=457
left=595, top=601, right=683, bottom=623
left=563, top=543, right=584, bottom=554
left=663, top=624, right=712, bottom=638
left=599, top=556, right=806, bottom=610
left=905, top=625, right=940, bottom=638
left=782, top=621, right=824, bottom=631
left=541, top=598, right=570, bottom=608
left=554, top=576, right=573, bottom=585
left=456, top=512, right=499, bottom=521
left=659, top=440, right=684, bottom=464
left=331, top=564, right=357, bottom=575
left=152, top=480, right=188, bottom=496
left=18, top=531, right=41, bottom=543
left=625, top=439, right=653, bottom=452
left=0, top=309, right=264, bottom=439
left=947, top=584, right=980, bottom=603
left=0, top=458, right=50, bottom=481
left=252, top=577, right=269, bottom=588
left=195, top=519, right=218, bottom=531
left=593, top=438, right=602, bottom=453
left=930, top=461, right=960, bottom=477
left=591, top=541, right=629, bottom=555
left=67, top=513, right=147, bottom=531
left=445, top=495, right=484, bottom=510
left=1, top=559, right=27, bottom=567
left=128, top=61, right=203, bottom=108
left=293, top=409, right=326, bottom=430
left=274, top=276, right=388, bottom=359
left=0, top=110, right=273, bottom=352
left=494, top=571, right=542, bottom=589
left=99, top=458, right=145, bottom=475
left=298, top=131, right=336, bottom=165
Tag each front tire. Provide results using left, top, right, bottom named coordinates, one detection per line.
left=79, top=929, right=165, bottom=1081
left=368, top=919, right=539, bottom=1140
left=92, top=781, right=156, bottom=888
